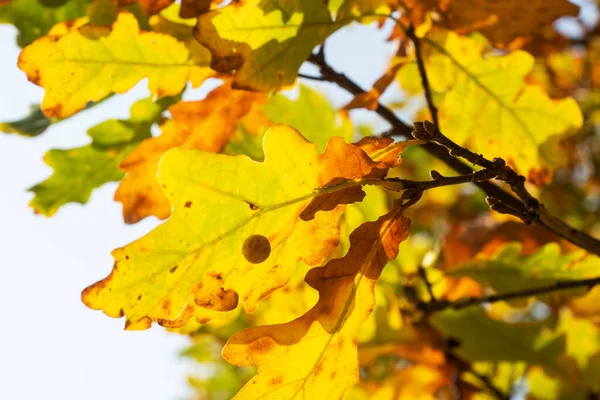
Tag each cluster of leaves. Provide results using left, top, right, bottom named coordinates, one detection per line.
left=3, top=0, right=600, bottom=399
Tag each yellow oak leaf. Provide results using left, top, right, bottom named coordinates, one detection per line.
left=194, top=0, right=386, bottom=92
left=397, top=28, right=583, bottom=176
left=18, top=13, right=211, bottom=118
left=83, top=125, right=402, bottom=330
left=419, top=0, right=579, bottom=48
left=194, top=0, right=340, bottom=91
left=114, top=85, right=262, bottom=224
left=223, top=208, right=410, bottom=399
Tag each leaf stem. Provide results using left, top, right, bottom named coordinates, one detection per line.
left=297, top=72, right=328, bottom=81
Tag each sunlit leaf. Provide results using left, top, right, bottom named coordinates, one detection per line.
left=83, top=125, right=402, bottom=329
left=29, top=97, right=168, bottom=216
left=225, top=85, right=354, bottom=159
left=114, top=84, right=262, bottom=224
left=397, top=29, right=583, bottom=176
left=223, top=208, right=410, bottom=399
left=194, top=0, right=385, bottom=92
left=450, top=243, right=600, bottom=295
left=18, top=12, right=212, bottom=118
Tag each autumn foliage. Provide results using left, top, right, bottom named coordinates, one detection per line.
left=4, top=0, right=600, bottom=399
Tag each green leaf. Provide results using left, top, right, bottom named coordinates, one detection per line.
left=264, top=86, right=354, bottom=152
left=225, top=85, right=353, bottom=159
left=0, top=105, right=52, bottom=137
left=432, top=308, right=568, bottom=377
left=0, top=0, right=88, bottom=47
left=28, top=97, right=171, bottom=216
left=449, top=243, right=600, bottom=294
left=194, top=0, right=384, bottom=92
left=29, top=145, right=126, bottom=216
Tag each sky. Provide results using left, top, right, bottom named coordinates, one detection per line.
left=0, top=17, right=397, bottom=400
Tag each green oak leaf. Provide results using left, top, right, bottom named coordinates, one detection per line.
left=29, top=97, right=174, bottom=216
left=225, top=85, right=353, bottom=159
left=432, top=307, right=570, bottom=378
left=449, top=243, right=600, bottom=294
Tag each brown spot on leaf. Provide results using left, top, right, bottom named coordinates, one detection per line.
left=271, top=376, right=283, bottom=385
left=250, top=337, right=275, bottom=354
left=137, top=295, right=142, bottom=300
left=243, top=234, right=271, bottom=264
left=184, top=201, right=192, bottom=208
left=170, top=265, right=178, bottom=273
left=247, top=201, right=259, bottom=210
left=118, top=308, right=124, bottom=317
left=198, top=317, right=211, bottom=324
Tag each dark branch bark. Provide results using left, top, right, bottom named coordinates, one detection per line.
left=307, top=43, right=600, bottom=257
left=419, top=276, right=600, bottom=313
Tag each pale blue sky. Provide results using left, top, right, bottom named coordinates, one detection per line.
left=0, top=18, right=397, bottom=400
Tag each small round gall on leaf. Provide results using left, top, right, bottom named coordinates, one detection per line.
left=243, top=235, right=271, bottom=264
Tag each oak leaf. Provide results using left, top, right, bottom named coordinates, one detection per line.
left=18, top=13, right=212, bottom=118
left=29, top=97, right=170, bottom=216
left=194, top=0, right=388, bottom=92
left=82, top=125, right=400, bottom=329
left=114, top=85, right=262, bottom=224
left=432, top=307, right=573, bottom=378
left=397, top=29, right=583, bottom=176
left=29, top=146, right=125, bottom=216
left=450, top=243, right=600, bottom=296
left=225, top=85, right=354, bottom=160
left=223, top=208, right=410, bottom=399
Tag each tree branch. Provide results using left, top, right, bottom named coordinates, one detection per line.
left=307, top=45, right=600, bottom=257
left=419, top=276, right=600, bottom=313
left=405, top=23, right=439, bottom=126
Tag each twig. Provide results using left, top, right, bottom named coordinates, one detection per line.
left=384, top=168, right=498, bottom=193
left=470, top=369, right=511, bottom=400
left=418, top=265, right=438, bottom=304
left=297, top=73, right=328, bottom=82
left=307, top=47, right=600, bottom=257
left=405, top=23, right=439, bottom=126
left=419, top=275, right=600, bottom=314
left=445, top=349, right=511, bottom=400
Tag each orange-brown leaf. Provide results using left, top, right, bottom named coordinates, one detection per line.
left=114, top=85, right=262, bottom=223
left=420, top=0, right=579, bottom=47
left=223, top=208, right=411, bottom=399
left=299, top=137, right=411, bottom=221
left=344, top=62, right=404, bottom=111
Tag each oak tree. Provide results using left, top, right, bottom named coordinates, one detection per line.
left=2, top=0, right=600, bottom=398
